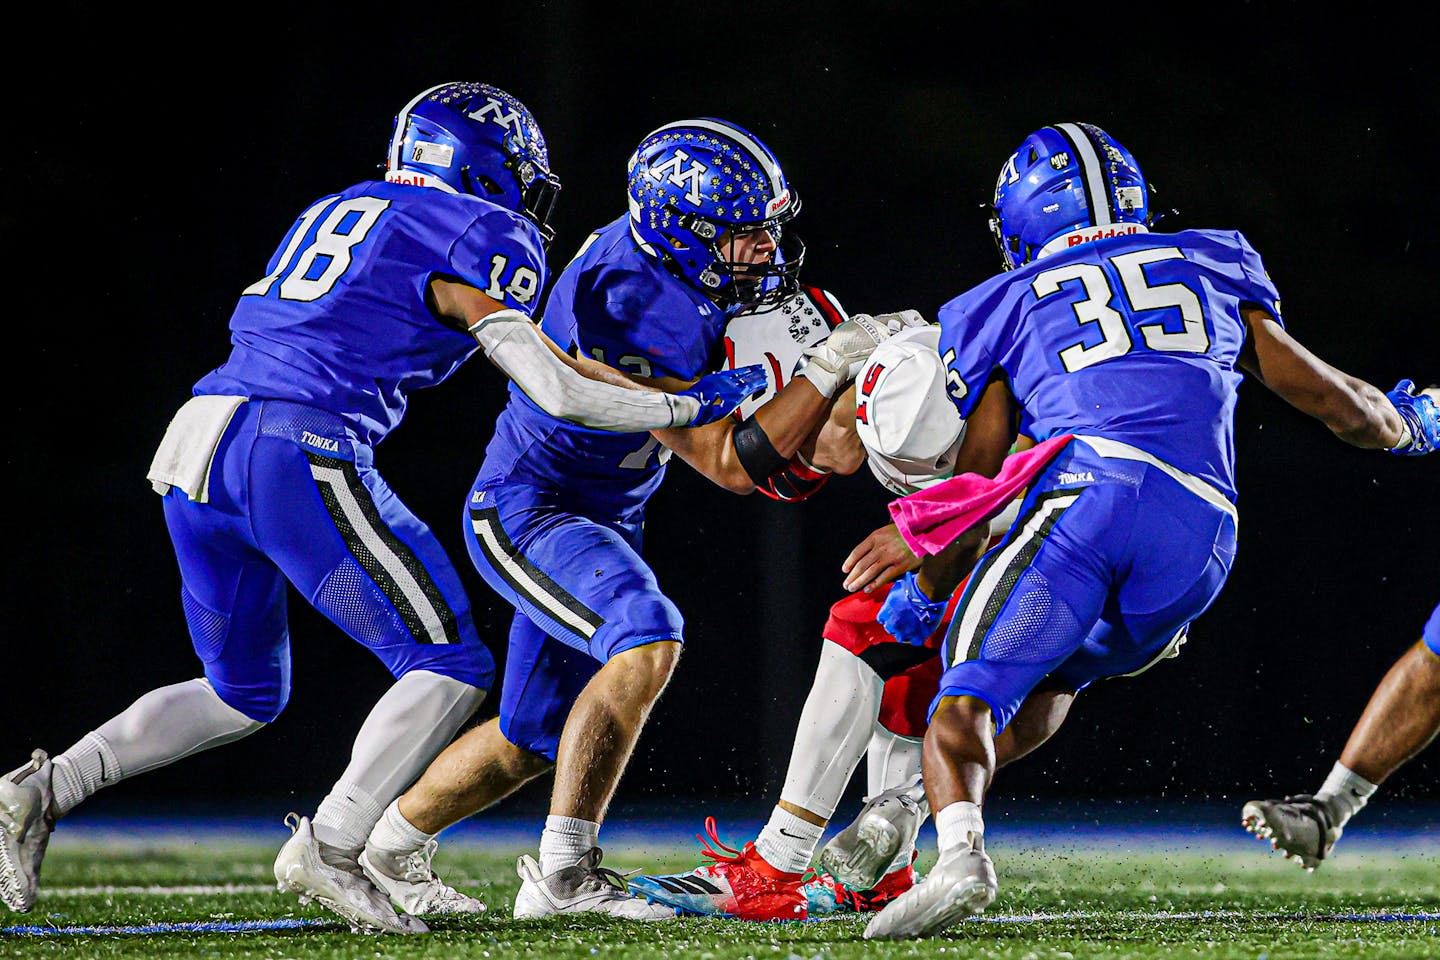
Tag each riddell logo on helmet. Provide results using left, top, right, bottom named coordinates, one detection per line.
left=387, top=171, right=440, bottom=188
left=767, top=190, right=791, bottom=215
left=1068, top=224, right=1142, bottom=247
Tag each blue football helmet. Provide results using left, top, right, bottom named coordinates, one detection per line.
left=627, top=118, right=804, bottom=307
left=385, top=81, right=562, bottom=245
left=989, top=122, right=1151, bottom=270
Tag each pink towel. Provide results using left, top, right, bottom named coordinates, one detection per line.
left=888, top=434, right=1075, bottom=556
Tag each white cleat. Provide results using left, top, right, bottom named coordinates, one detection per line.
left=1241, top=794, right=1340, bottom=871
left=0, top=750, right=56, bottom=913
left=513, top=847, right=675, bottom=920
left=819, top=779, right=927, bottom=891
left=863, top=839, right=996, bottom=940
left=273, top=814, right=427, bottom=934
left=361, top=839, right=487, bottom=916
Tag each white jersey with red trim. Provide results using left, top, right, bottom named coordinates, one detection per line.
left=721, top=285, right=847, bottom=420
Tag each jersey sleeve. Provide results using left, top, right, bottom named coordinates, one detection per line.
left=936, top=292, right=999, bottom=420
left=448, top=207, right=549, bottom=318
left=1228, top=230, right=1284, bottom=328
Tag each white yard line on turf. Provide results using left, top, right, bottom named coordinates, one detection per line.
left=44, top=884, right=274, bottom=896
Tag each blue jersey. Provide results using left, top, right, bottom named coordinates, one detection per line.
left=194, top=181, right=547, bottom=448
left=938, top=229, right=1282, bottom=501
left=479, top=214, right=730, bottom=514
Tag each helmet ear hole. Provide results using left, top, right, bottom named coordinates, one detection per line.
left=474, top=172, right=504, bottom=198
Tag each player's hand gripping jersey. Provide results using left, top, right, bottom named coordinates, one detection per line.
left=196, top=181, right=546, bottom=447
left=938, top=228, right=1281, bottom=504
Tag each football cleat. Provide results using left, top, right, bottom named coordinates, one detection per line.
left=819, top=780, right=927, bottom=891
left=628, top=817, right=807, bottom=921
left=0, top=750, right=56, bottom=913
left=803, top=862, right=920, bottom=916
left=863, top=838, right=997, bottom=940
left=513, top=847, right=674, bottom=920
left=360, top=839, right=487, bottom=916
left=1241, top=794, right=1341, bottom=871
left=274, top=814, right=427, bottom=934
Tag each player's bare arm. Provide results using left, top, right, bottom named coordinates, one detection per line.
left=806, top=382, right=867, bottom=475
left=1238, top=307, right=1406, bottom=449
left=648, top=371, right=830, bottom=494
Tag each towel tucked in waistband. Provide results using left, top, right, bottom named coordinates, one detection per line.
left=146, top=395, right=247, bottom=502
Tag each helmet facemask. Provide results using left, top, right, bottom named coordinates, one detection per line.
left=678, top=203, right=806, bottom=308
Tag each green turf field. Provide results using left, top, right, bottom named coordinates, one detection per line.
left=4, top=835, right=1436, bottom=960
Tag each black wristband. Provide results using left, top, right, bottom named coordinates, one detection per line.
left=732, top=414, right=789, bottom=484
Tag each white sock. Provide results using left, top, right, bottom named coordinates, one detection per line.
left=754, top=807, right=824, bottom=875
left=51, top=679, right=263, bottom=817
left=934, top=801, right=984, bottom=854
left=777, top=642, right=883, bottom=818
left=366, top=799, right=435, bottom=863
left=1316, top=762, right=1378, bottom=828
left=539, top=815, right=599, bottom=874
left=50, top=734, right=122, bottom=818
left=312, top=670, right=482, bottom=857
left=363, top=801, right=435, bottom=878
left=313, top=781, right=386, bottom=863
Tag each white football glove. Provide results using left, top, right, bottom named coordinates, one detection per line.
left=795, top=309, right=932, bottom=398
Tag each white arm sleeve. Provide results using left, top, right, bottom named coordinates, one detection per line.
left=470, top=310, right=699, bottom=431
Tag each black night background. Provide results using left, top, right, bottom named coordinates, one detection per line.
left=7, top=3, right=1436, bottom=831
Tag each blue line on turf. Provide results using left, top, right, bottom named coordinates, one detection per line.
left=3, top=918, right=332, bottom=935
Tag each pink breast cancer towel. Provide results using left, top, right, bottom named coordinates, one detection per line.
left=888, top=434, right=1076, bottom=556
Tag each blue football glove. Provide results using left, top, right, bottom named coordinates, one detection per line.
left=877, top=571, right=948, bottom=646
left=1385, top=379, right=1440, bottom=456
left=677, top=364, right=769, bottom=426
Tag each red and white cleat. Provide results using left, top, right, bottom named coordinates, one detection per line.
left=629, top=817, right=808, bottom=921
left=804, top=861, right=920, bottom=916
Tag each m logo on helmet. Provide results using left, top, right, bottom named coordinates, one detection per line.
left=649, top=150, right=708, bottom=206
left=467, top=96, right=523, bottom=135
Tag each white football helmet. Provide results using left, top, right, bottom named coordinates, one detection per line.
left=853, top=325, right=965, bottom=496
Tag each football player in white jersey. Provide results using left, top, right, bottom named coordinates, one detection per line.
left=627, top=324, right=1033, bottom=920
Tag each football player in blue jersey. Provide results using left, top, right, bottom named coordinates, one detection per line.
left=350, top=119, right=920, bottom=921
left=0, top=83, right=765, bottom=932
left=1243, top=596, right=1440, bottom=870
left=861, top=122, right=1440, bottom=940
